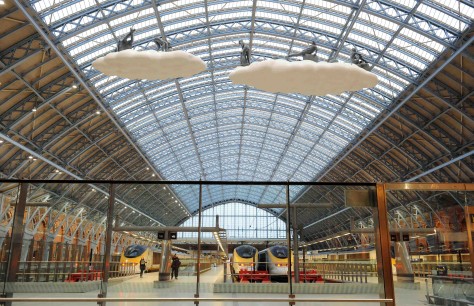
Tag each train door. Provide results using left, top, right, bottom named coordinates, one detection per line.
left=257, top=251, right=267, bottom=272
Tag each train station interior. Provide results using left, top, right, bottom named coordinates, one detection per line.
left=0, top=0, right=473, bottom=305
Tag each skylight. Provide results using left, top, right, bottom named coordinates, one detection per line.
left=27, top=0, right=472, bottom=214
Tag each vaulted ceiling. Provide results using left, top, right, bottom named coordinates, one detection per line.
left=0, top=0, right=472, bottom=245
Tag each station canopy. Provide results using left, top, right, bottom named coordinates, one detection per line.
left=28, top=0, right=473, bottom=214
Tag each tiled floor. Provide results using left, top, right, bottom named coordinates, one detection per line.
left=5, top=265, right=433, bottom=306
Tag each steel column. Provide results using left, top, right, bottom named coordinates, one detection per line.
left=286, top=184, right=294, bottom=302
left=98, top=184, right=115, bottom=306
left=195, top=181, right=203, bottom=305
left=374, top=184, right=395, bottom=306
left=292, top=207, right=300, bottom=283
left=3, top=183, right=28, bottom=306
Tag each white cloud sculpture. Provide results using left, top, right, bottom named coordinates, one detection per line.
left=92, top=49, right=206, bottom=80
left=229, top=59, right=378, bottom=96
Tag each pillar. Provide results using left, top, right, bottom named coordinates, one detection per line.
left=158, top=240, right=172, bottom=281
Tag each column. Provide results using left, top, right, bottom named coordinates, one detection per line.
left=3, top=183, right=28, bottom=306
left=158, top=240, right=172, bottom=281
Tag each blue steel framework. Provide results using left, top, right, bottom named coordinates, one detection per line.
left=0, top=0, right=472, bottom=246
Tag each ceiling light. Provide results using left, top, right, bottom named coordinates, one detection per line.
left=72, top=83, right=78, bottom=89
left=28, top=155, right=33, bottom=159
left=32, top=107, right=37, bottom=112
left=95, top=110, right=101, bottom=115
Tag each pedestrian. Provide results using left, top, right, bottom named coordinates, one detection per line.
left=171, top=255, right=181, bottom=280
left=139, top=257, right=146, bottom=278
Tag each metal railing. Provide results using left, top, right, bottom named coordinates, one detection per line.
left=0, top=297, right=394, bottom=303
left=0, top=261, right=135, bottom=282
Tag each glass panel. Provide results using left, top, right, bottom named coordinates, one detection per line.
left=13, top=181, right=474, bottom=304
left=297, top=185, right=382, bottom=300
left=1, top=183, right=103, bottom=301
left=0, top=183, right=20, bottom=292
left=386, top=184, right=474, bottom=306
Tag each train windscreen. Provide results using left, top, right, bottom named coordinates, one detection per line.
left=269, top=246, right=288, bottom=259
left=123, top=245, right=147, bottom=258
left=235, top=245, right=257, bottom=258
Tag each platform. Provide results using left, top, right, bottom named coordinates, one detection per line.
left=3, top=264, right=437, bottom=306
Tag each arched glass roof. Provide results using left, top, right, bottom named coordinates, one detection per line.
left=28, top=0, right=473, bottom=213
left=179, top=202, right=287, bottom=240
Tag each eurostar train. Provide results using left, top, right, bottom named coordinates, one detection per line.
left=257, top=245, right=294, bottom=282
left=119, top=244, right=192, bottom=274
left=230, top=245, right=258, bottom=282
left=120, top=244, right=161, bottom=273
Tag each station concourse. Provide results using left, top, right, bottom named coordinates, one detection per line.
left=0, top=0, right=473, bottom=305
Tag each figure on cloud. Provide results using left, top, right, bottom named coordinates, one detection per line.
left=287, top=41, right=318, bottom=62
left=154, top=37, right=172, bottom=52
left=350, top=48, right=370, bottom=71
left=239, top=40, right=251, bottom=66
left=116, top=28, right=136, bottom=52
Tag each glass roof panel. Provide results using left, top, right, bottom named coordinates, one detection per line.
left=28, top=0, right=473, bottom=215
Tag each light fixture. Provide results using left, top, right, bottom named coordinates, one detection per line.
left=28, top=155, right=33, bottom=159
left=71, top=83, right=78, bottom=89
left=0, top=1, right=5, bottom=5
left=95, top=110, right=101, bottom=115
left=32, top=107, right=37, bottom=112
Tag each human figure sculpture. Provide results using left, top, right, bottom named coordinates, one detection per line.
left=287, top=41, right=318, bottom=62
left=117, top=28, right=136, bottom=51
left=239, top=40, right=250, bottom=66
left=350, top=48, right=370, bottom=70
left=154, top=37, right=171, bottom=51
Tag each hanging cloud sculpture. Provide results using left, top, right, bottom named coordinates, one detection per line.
left=92, top=49, right=206, bottom=80
left=229, top=59, right=378, bottom=96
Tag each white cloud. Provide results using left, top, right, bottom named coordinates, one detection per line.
left=92, top=50, right=206, bottom=80
left=229, top=59, right=378, bottom=96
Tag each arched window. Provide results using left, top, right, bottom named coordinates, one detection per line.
left=179, top=202, right=286, bottom=239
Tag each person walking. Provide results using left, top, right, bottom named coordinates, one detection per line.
left=139, top=257, right=146, bottom=278
left=171, top=255, right=181, bottom=280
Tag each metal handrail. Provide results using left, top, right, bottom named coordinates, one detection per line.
left=0, top=297, right=393, bottom=303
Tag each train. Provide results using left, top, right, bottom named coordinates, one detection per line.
left=120, top=244, right=161, bottom=273
left=230, top=244, right=258, bottom=282
left=229, top=245, right=294, bottom=282
left=257, top=245, right=294, bottom=282
left=119, top=244, right=192, bottom=274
